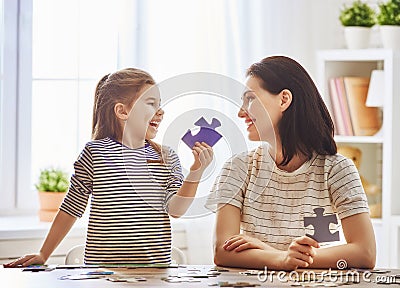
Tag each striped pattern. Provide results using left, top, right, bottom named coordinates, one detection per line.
left=60, top=138, right=183, bottom=264
left=205, top=144, right=369, bottom=250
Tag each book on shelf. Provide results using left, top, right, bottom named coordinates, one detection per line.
left=328, top=77, right=354, bottom=136
left=328, top=76, right=381, bottom=137
left=343, top=77, right=381, bottom=136
left=329, top=78, right=345, bottom=135
left=335, top=77, right=354, bottom=136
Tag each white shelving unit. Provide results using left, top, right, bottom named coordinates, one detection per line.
left=316, top=49, right=400, bottom=268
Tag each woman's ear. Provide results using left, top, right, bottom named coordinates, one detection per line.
left=114, top=103, right=129, bottom=121
left=280, top=89, right=293, bottom=112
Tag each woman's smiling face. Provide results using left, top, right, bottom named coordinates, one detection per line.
left=238, top=76, right=282, bottom=142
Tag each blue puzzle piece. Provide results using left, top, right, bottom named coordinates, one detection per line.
left=181, top=117, right=222, bottom=148
left=304, top=207, right=339, bottom=243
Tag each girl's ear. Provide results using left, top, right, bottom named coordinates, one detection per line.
left=114, top=103, right=129, bottom=121
left=280, top=89, right=293, bottom=112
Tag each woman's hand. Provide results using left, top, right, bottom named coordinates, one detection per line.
left=3, top=253, right=46, bottom=268
left=280, top=236, right=320, bottom=270
left=190, top=142, right=213, bottom=172
left=223, top=234, right=269, bottom=252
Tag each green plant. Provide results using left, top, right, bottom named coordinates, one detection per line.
left=339, top=0, right=376, bottom=27
left=35, top=168, right=69, bottom=192
left=377, top=0, right=400, bottom=25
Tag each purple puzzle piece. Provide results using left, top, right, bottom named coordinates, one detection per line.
left=304, top=207, right=340, bottom=243
left=181, top=117, right=222, bottom=148
left=193, top=117, right=221, bottom=130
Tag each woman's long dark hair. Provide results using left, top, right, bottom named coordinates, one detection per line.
left=247, top=56, right=336, bottom=166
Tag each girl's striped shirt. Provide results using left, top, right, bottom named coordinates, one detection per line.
left=60, top=137, right=183, bottom=264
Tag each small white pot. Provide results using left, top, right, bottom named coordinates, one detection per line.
left=380, top=25, right=400, bottom=50
left=344, top=26, right=371, bottom=49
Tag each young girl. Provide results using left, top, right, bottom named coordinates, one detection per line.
left=206, top=56, right=376, bottom=270
left=5, top=68, right=213, bottom=266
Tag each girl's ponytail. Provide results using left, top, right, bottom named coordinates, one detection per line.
left=92, top=74, right=110, bottom=139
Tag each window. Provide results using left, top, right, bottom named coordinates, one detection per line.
left=0, top=0, right=141, bottom=214
left=28, top=0, right=138, bottom=211
left=0, top=0, right=19, bottom=213
left=0, top=0, right=4, bottom=207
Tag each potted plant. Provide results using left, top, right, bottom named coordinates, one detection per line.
left=339, top=0, right=376, bottom=49
left=377, top=0, right=400, bottom=49
left=36, top=168, right=69, bottom=222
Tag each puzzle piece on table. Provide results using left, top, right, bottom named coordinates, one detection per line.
left=181, top=117, right=222, bottom=148
left=106, top=276, right=146, bottom=283
left=162, top=276, right=201, bottom=283
left=350, top=268, right=391, bottom=274
left=291, top=281, right=339, bottom=287
left=209, top=282, right=260, bottom=287
left=178, top=271, right=219, bottom=278
left=304, top=207, right=339, bottom=243
left=58, top=274, right=104, bottom=280
left=84, top=271, right=114, bottom=275
left=209, top=267, right=230, bottom=272
left=22, top=265, right=54, bottom=272
left=239, top=270, right=260, bottom=276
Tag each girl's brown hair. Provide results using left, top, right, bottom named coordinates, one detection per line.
left=92, top=68, right=155, bottom=140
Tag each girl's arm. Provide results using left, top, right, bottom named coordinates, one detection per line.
left=310, top=212, right=376, bottom=269
left=213, top=204, right=318, bottom=270
left=4, top=210, right=77, bottom=267
left=168, top=142, right=213, bottom=218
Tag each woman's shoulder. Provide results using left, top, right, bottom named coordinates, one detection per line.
left=314, top=153, right=355, bottom=173
left=225, top=145, right=265, bottom=167
left=317, top=153, right=351, bottom=164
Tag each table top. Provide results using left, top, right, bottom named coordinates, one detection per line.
left=1, top=264, right=399, bottom=287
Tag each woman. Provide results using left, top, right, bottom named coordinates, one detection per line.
left=206, top=56, right=376, bottom=270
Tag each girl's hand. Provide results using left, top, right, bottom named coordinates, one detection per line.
left=190, top=142, right=213, bottom=172
left=3, top=253, right=46, bottom=268
left=223, top=234, right=268, bottom=252
left=280, top=236, right=320, bottom=270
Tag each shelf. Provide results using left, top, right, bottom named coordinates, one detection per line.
left=371, top=218, right=383, bottom=226
left=317, top=48, right=400, bottom=268
left=334, top=135, right=384, bottom=144
left=317, top=49, right=395, bottom=62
